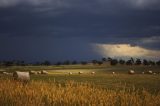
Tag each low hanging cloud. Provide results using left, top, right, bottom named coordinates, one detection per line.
left=140, top=36, right=160, bottom=44
left=94, top=44, right=160, bottom=59
left=0, top=0, right=160, bottom=11
left=0, top=0, right=68, bottom=8
left=126, top=0, right=160, bottom=9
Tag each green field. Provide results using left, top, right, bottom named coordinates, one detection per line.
left=1, top=65, right=160, bottom=93
left=0, top=65, right=160, bottom=105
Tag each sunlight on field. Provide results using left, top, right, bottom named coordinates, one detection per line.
left=48, top=69, right=99, bottom=75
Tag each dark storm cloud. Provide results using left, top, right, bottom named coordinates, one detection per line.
left=0, top=36, right=98, bottom=62
left=0, top=0, right=160, bottom=37
left=0, top=0, right=160, bottom=61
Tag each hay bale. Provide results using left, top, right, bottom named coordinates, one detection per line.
left=78, top=71, right=83, bottom=74
left=37, top=71, right=41, bottom=74
left=69, top=72, right=72, bottom=75
left=41, top=70, right=48, bottom=74
left=29, top=71, right=37, bottom=75
left=91, top=72, right=95, bottom=74
left=3, top=72, right=13, bottom=76
left=13, top=71, right=30, bottom=81
left=128, top=70, right=135, bottom=75
left=148, top=70, right=153, bottom=74
left=142, top=72, right=145, bottom=74
left=3, top=72, right=9, bottom=75
left=112, top=72, right=115, bottom=74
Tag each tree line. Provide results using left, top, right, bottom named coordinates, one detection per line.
left=0, top=57, right=160, bottom=67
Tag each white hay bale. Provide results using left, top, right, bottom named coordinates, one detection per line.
left=3, top=72, right=9, bottom=75
left=29, top=71, right=37, bottom=75
left=78, top=71, right=83, bottom=74
left=37, top=71, right=41, bottom=74
left=41, top=70, right=48, bottom=74
left=112, top=72, right=115, bottom=74
left=148, top=70, right=153, bottom=74
left=69, top=72, right=72, bottom=75
left=91, top=72, right=95, bottom=74
left=2, top=72, right=13, bottom=76
left=142, top=72, right=145, bottom=74
left=128, top=70, right=135, bottom=75
left=13, top=71, right=30, bottom=81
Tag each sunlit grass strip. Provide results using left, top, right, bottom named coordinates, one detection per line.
left=0, top=79, right=160, bottom=106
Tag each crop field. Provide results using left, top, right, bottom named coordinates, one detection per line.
left=0, top=65, right=160, bottom=105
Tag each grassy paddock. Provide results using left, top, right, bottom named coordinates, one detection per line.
left=31, top=74, right=160, bottom=93
left=0, top=79, right=160, bottom=106
left=0, top=65, right=160, bottom=105
left=1, top=65, right=160, bottom=73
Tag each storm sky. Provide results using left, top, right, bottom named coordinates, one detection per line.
left=0, top=0, right=160, bottom=62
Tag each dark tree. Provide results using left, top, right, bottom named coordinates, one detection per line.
left=148, top=60, right=155, bottom=66
left=126, top=60, right=133, bottom=65
left=135, top=59, right=141, bottom=65
left=3, top=61, right=14, bottom=67
left=63, top=60, right=70, bottom=65
left=92, top=60, right=98, bottom=64
left=143, top=59, right=149, bottom=66
left=156, top=60, right=160, bottom=66
left=72, top=61, right=78, bottom=65
left=34, top=62, right=41, bottom=66
left=130, top=57, right=134, bottom=64
left=110, top=59, right=118, bottom=65
left=42, top=61, right=51, bottom=66
left=55, top=62, right=62, bottom=66
left=97, top=61, right=103, bottom=65
left=119, top=59, right=125, bottom=65
left=0, top=61, right=2, bottom=66
left=20, top=61, right=25, bottom=66
left=81, top=61, right=87, bottom=65
left=107, top=57, right=112, bottom=61
left=102, top=58, right=107, bottom=62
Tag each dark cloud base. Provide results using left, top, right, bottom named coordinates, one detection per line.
left=0, top=0, right=160, bottom=61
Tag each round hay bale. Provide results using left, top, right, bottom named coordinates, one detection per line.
left=78, top=71, right=83, bottom=74
left=41, top=70, right=48, bottom=74
left=3, top=72, right=9, bottom=75
left=142, top=72, right=145, bottom=74
left=13, top=71, right=30, bottom=81
left=128, top=70, right=135, bottom=75
left=69, top=72, right=72, bottom=75
left=37, top=71, right=41, bottom=74
left=2, top=72, right=13, bottom=76
left=112, top=72, right=115, bottom=74
left=148, top=70, right=153, bottom=74
left=29, top=71, right=37, bottom=75
left=91, top=72, right=95, bottom=74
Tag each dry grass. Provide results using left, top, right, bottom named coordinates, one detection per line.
left=0, top=79, right=160, bottom=106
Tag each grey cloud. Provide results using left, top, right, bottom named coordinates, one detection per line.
left=0, top=0, right=69, bottom=10
left=0, top=0, right=160, bottom=61
left=127, top=0, right=160, bottom=10
left=140, top=36, right=160, bottom=44
left=1, top=0, right=160, bottom=11
left=0, top=0, right=20, bottom=7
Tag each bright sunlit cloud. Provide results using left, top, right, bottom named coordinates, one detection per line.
left=93, top=44, right=160, bottom=59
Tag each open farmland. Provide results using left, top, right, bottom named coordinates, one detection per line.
left=0, top=65, right=160, bottom=105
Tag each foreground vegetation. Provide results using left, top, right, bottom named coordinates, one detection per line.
left=0, top=65, right=160, bottom=105
left=0, top=79, right=160, bottom=106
